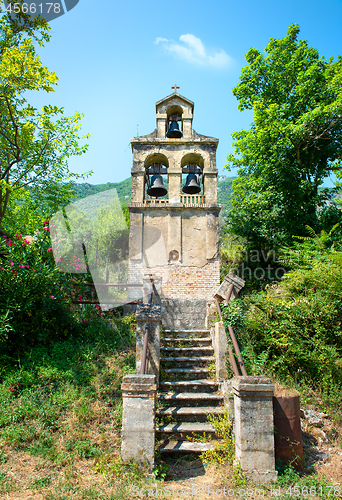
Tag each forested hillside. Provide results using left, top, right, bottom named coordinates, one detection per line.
left=71, top=175, right=236, bottom=215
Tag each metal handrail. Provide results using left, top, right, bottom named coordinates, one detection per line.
left=214, top=298, right=240, bottom=377
left=140, top=291, right=153, bottom=375
left=215, top=283, right=248, bottom=377
left=140, top=325, right=149, bottom=375
left=73, top=282, right=143, bottom=305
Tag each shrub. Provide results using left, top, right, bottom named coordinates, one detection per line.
left=0, top=220, right=97, bottom=353
left=222, top=251, right=342, bottom=411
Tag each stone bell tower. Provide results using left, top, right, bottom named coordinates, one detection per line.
left=128, top=86, right=220, bottom=329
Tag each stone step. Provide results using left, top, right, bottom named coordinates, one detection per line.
left=162, top=367, right=210, bottom=376
left=157, top=406, right=224, bottom=417
left=161, top=351, right=214, bottom=360
left=156, top=405, right=224, bottom=422
left=161, top=347, right=214, bottom=354
left=162, top=337, right=212, bottom=343
left=161, top=357, right=215, bottom=370
left=158, top=440, right=215, bottom=453
left=156, top=422, right=215, bottom=433
left=162, top=330, right=211, bottom=339
left=163, top=330, right=211, bottom=333
left=162, top=337, right=212, bottom=346
left=158, top=392, right=223, bottom=402
left=159, top=380, right=218, bottom=393
left=161, top=356, right=215, bottom=362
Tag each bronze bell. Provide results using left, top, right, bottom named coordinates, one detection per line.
left=166, top=120, right=182, bottom=138
left=147, top=174, right=168, bottom=198
left=182, top=173, right=201, bottom=195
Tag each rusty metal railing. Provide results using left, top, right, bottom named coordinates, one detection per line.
left=140, top=290, right=153, bottom=375
left=73, top=282, right=143, bottom=306
left=215, top=283, right=248, bottom=377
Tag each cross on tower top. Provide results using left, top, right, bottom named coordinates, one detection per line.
left=171, top=83, right=179, bottom=93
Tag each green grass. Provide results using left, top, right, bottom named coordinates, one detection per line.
left=0, top=469, right=16, bottom=494
left=0, top=313, right=142, bottom=497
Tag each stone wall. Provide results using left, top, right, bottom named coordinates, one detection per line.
left=127, top=206, right=220, bottom=306
left=161, top=299, right=209, bottom=330
left=128, top=261, right=219, bottom=301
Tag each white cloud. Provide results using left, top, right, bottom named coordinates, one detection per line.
left=154, top=37, right=169, bottom=44
left=155, top=34, right=232, bottom=69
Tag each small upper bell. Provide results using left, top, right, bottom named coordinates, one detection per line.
left=167, top=120, right=182, bottom=138
left=182, top=174, right=201, bottom=195
left=147, top=174, right=168, bottom=198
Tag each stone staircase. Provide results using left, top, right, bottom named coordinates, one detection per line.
left=156, top=329, right=224, bottom=454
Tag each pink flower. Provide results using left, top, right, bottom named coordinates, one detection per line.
left=47, top=248, right=52, bottom=252
left=10, top=262, right=14, bottom=266
left=80, top=319, right=86, bottom=323
left=14, top=272, right=18, bottom=275
left=50, top=296, right=54, bottom=299
left=43, top=227, right=49, bottom=231
left=95, top=304, right=101, bottom=310
left=26, top=265, right=29, bottom=269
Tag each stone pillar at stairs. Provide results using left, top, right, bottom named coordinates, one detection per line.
left=121, top=374, right=157, bottom=470
left=233, top=376, right=278, bottom=484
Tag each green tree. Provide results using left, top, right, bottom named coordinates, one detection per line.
left=0, top=8, right=90, bottom=229
left=226, top=24, right=342, bottom=250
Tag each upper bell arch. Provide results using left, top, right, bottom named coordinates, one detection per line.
left=156, top=91, right=194, bottom=139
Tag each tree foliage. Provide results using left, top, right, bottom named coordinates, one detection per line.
left=226, top=24, right=342, bottom=249
left=222, top=248, right=342, bottom=411
left=0, top=8, right=90, bottom=228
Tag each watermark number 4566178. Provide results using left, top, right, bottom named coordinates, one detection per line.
left=3, top=0, right=79, bottom=21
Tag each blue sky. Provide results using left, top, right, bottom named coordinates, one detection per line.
left=27, top=0, right=342, bottom=186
